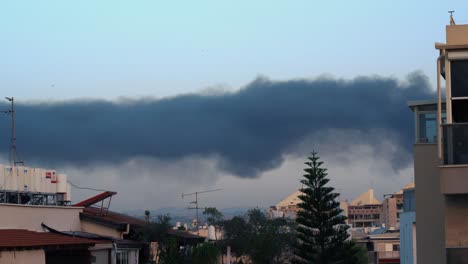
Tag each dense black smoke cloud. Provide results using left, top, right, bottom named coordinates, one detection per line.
left=0, top=73, right=434, bottom=177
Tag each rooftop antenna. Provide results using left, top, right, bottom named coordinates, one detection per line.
left=449, top=11, right=456, bottom=25
left=1, top=97, right=23, bottom=166
left=181, top=188, right=222, bottom=235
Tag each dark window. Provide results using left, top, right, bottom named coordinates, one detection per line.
left=452, top=100, right=468, bottom=123
left=367, top=242, right=374, bottom=251
left=451, top=60, right=468, bottom=123
left=393, top=244, right=400, bottom=251
left=451, top=60, right=468, bottom=98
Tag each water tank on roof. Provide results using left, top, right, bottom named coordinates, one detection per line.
left=65, top=182, right=72, bottom=202
left=45, top=170, right=55, bottom=193
left=6, top=166, right=16, bottom=191
left=18, top=166, right=29, bottom=192
left=0, top=165, right=4, bottom=190
left=33, top=168, right=41, bottom=193
left=57, top=174, right=67, bottom=194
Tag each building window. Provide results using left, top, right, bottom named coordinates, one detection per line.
left=392, top=244, right=400, bottom=251
left=418, top=111, right=446, bottom=144
left=419, top=113, right=437, bottom=143
left=117, top=251, right=129, bottom=264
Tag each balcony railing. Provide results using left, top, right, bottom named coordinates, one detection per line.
left=443, top=123, right=468, bottom=165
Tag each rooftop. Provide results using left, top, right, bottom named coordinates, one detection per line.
left=275, top=190, right=303, bottom=208
left=0, top=229, right=95, bottom=249
left=350, top=189, right=381, bottom=206
left=80, top=207, right=146, bottom=231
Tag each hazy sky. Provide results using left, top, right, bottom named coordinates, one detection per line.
left=2, top=0, right=468, bottom=101
left=0, top=1, right=466, bottom=213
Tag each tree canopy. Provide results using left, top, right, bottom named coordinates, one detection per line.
left=293, top=151, right=367, bottom=264
left=221, top=208, right=296, bottom=264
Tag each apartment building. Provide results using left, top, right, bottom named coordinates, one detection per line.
left=408, top=19, right=468, bottom=264
left=269, top=189, right=351, bottom=220
left=399, top=188, right=416, bottom=264
left=382, top=183, right=414, bottom=230
left=347, top=189, right=383, bottom=228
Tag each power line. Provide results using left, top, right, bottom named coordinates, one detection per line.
left=67, top=180, right=107, bottom=192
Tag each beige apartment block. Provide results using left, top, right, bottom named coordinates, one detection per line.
left=347, top=189, right=383, bottom=228
left=408, top=18, right=468, bottom=264
left=382, top=182, right=414, bottom=230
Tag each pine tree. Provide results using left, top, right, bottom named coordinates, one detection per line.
left=293, top=151, right=351, bottom=264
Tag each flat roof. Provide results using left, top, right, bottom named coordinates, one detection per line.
left=407, top=99, right=438, bottom=107
left=407, top=99, right=445, bottom=112
left=435, top=42, right=468, bottom=50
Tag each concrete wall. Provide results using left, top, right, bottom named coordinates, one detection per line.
left=400, top=211, right=416, bottom=264
left=0, top=249, right=45, bottom=264
left=440, top=166, right=468, bottom=194
left=382, top=197, right=398, bottom=229
left=445, top=195, right=468, bottom=247
left=446, top=25, right=468, bottom=45
left=0, top=204, right=82, bottom=231
left=414, top=144, right=446, bottom=264
left=81, top=220, right=123, bottom=239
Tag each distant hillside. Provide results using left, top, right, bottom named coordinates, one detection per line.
left=123, top=207, right=262, bottom=225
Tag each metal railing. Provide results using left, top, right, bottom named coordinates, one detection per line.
left=443, top=123, right=468, bottom=165
left=378, top=251, right=400, bottom=259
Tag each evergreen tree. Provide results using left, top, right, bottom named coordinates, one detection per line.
left=293, top=152, right=351, bottom=264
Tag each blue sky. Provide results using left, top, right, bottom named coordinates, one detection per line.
left=1, top=0, right=468, bottom=100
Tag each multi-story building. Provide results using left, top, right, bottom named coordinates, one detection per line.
left=269, top=189, right=350, bottom=220
left=382, top=183, right=414, bottom=230
left=399, top=188, right=416, bottom=264
left=347, top=189, right=383, bottom=228
left=408, top=17, right=468, bottom=264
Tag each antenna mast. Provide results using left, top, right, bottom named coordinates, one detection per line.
left=3, top=97, right=23, bottom=166
left=449, top=10, right=456, bottom=25
left=181, top=188, right=222, bottom=235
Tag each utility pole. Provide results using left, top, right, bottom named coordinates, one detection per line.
left=181, top=188, right=222, bottom=235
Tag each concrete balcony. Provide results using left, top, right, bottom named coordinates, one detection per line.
left=441, top=124, right=468, bottom=194
left=440, top=165, right=468, bottom=194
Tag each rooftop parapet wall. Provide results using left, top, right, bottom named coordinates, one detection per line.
left=447, top=25, right=468, bottom=45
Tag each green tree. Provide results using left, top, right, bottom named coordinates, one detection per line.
left=203, top=207, right=224, bottom=240
left=221, top=208, right=296, bottom=264
left=220, top=215, right=250, bottom=261
left=293, top=152, right=366, bottom=264
left=130, top=214, right=184, bottom=264
left=192, top=242, right=220, bottom=264
left=142, top=214, right=172, bottom=243
left=339, top=241, right=368, bottom=264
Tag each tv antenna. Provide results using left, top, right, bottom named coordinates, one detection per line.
left=1, top=97, right=23, bottom=166
left=181, top=188, right=222, bottom=235
left=449, top=11, right=456, bottom=25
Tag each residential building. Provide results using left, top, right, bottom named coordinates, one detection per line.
left=0, top=186, right=146, bottom=264
left=382, top=183, right=414, bottom=230
left=355, top=228, right=400, bottom=264
left=0, top=229, right=96, bottom=264
left=347, top=189, right=383, bottom=228
left=408, top=19, right=468, bottom=263
left=400, top=188, right=416, bottom=264
left=268, top=189, right=349, bottom=219
left=408, top=99, right=445, bottom=264
left=268, top=190, right=303, bottom=218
